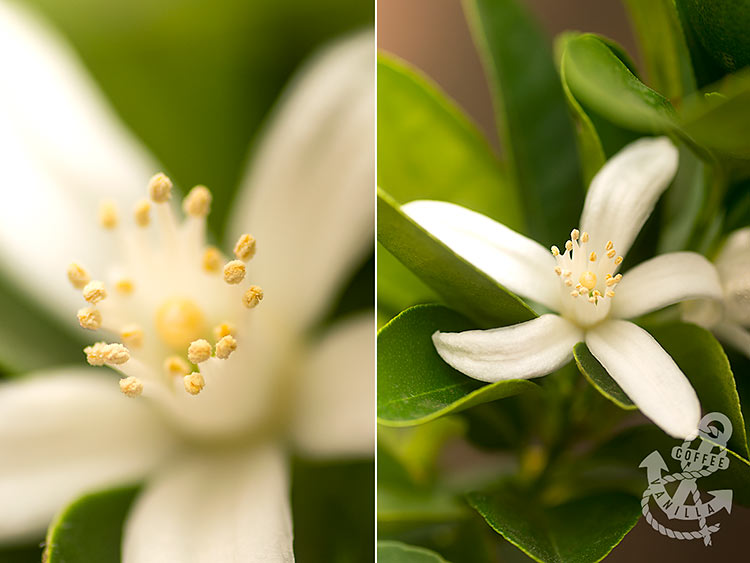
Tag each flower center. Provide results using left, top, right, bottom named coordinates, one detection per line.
left=551, top=228, right=623, bottom=306
left=155, top=297, right=205, bottom=350
left=68, top=173, right=264, bottom=399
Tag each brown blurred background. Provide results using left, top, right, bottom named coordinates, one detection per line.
left=378, top=0, right=747, bottom=560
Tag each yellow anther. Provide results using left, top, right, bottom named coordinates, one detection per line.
left=202, top=247, right=222, bottom=273
left=607, top=249, right=616, bottom=259
left=99, top=200, right=118, bottom=229
left=605, top=240, right=614, bottom=251
left=571, top=229, right=580, bottom=241
left=551, top=246, right=560, bottom=256
left=579, top=287, right=588, bottom=296
left=570, top=290, right=579, bottom=298
left=115, top=278, right=135, bottom=295
left=588, top=295, right=597, bottom=304
left=83, top=280, right=107, bottom=304
left=565, top=241, right=573, bottom=251
left=119, top=376, right=143, bottom=398
left=164, top=356, right=190, bottom=377
left=215, top=335, right=237, bottom=359
left=242, top=286, right=264, bottom=309
left=104, top=343, right=130, bottom=365
left=187, top=339, right=212, bottom=364
left=581, top=232, right=590, bottom=243
left=589, top=251, right=597, bottom=262
left=606, top=290, right=616, bottom=298
left=606, top=277, right=618, bottom=287
left=184, top=372, right=205, bottom=395
left=223, top=260, right=246, bottom=285
left=593, top=290, right=602, bottom=298
left=563, top=270, right=572, bottom=278
left=213, top=322, right=236, bottom=341
left=565, top=279, right=574, bottom=287
left=134, top=199, right=151, bottom=227
left=614, top=256, right=623, bottom=265
left=67, top=262, right=90, bottom=289
left=155, top=297, right=205, bottom=350
left=234, top=234, right=257, bottom=261
left=84, top=342, right=107, bottom=365
left=554, top=266, right=562, bottom=276
left=579, top=271, right=597, bottom=290
left=120, top=324, right=144, bottom=348
left=77, top=307, right=101, bottom=330
left=614, top=274, right=622, bottom=282
left=148, top=172, right=173, bottom=203
left=183, top=185, right=212, bottom=218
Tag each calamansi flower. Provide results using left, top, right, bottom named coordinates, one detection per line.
left=0, top=2, right=373, bottom=560
left=403, top=137, right=722, bottom=439
left=683, top=227, right=750, bottom=358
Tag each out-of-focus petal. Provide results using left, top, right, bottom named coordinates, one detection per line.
left=0, top=369, right=174, bottom=542
left=228, top=31, right=374, bottom=332
left=122, top=445, right=293, bottom=563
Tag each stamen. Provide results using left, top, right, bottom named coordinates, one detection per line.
left=565, top=241, right=573, bottom=252
left=213, top=322, right=236, bottom=341
left=589, top=251, right=597, bottom=262
left=82, top=280, right=107, bottom=304
left=215, top=335, right=237, bottom=359
left=99, top=200, right=118, bottom=230
left=614, top=256, right=623, bottom=265
left=187, top=339, right=212, bottom=364
left=184, top=372, right=205, bottom=395
left=134, top=199, right=151, bottom=227
left=554, top=266, right=562, bottom=276
left=234, top=234, right=256, bottom=261
left=202, top=247, right=222, bottom=273
left=605, top=240, right=614, bottom=251
left=581, top=232, right=590, bottom=243
left=164, top=356, right=190, bottom=377
left=77, top=307, right=101, bottom=330
left=607, top=249, right=616, bottom=259
left=148, top=173, right=173, bottom=203
left=571, top=229, right=580, bottom=241
left=183, top=185, right=212, bottom=218
left=570, top=290, right=579, bottom=298
left=115, top=278, right=135, bottom=295
left=551, top=246, right=560, bottom=256
left=67, top=262, right=90, bottom=289
left=121, top=324, right=144, bottom=348
left=84, top=342, right=129, bottom=366
left=565, top=279, right=574, bottom=287
left=242, top=286, right=264, bottom=309
left=119, top=376, right=143, bottom=398
left=606, top=290, right=616, bottom=298
left=223, top=260, right=246, bottom=285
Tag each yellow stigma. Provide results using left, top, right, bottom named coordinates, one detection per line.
left=148, top=172, right=173, bottom=203
left=184, top=372, right=205, bottom=395
left=579, top=271, right=597, bottom=291
left=183, top=185, right=212, bottom=218
left=155, top=297, right=205, bottom=350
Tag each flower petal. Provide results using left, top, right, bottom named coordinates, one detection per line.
left=432, top=314, right=581, bottom=383
left=0, top=369, right=174, bottom=542
left=585, top=320, right=700, bottom=439
left=610, top=252, right=722, bottom=319
left=402, top=201, right=562, bottom=311
left=0, top=1, right=157, bottom=319
left=712, top=322, right=750, bottom=359
left=580, top=137, right=678, bottom=258
left=228, top=31, right=374, bottom=331
left=291, top=313, right=374, bottom=459
left=122, top=445, right=293, bottom=563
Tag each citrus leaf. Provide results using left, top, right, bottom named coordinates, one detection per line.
left=573, top=342, right=636, bottom=410
left=377, top=541, right=449, bottom=563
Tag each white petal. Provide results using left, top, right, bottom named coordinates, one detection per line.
left=123, top=445, right=293, bottom=563
left=432, top=314, right=581, bottom=383
left=586, top=320, right=700, bottom=439
left=291, top=313, right=374, bottom=458
left=0, top=1, right=157, bottom=320
left=610, top=252, right=722, bottom=319
left=228, top=31, right=374, bottom=331
left=402, top=200, right=562, bottom=311
left=580, top=137, right=678, bottom=258
left=712, top=322, right=750, bottom=359
left=0, top=369, right=174, bottom=542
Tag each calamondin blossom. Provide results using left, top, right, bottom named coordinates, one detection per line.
left=0, top=2, right=373, bottom=560
left=683, top=227, right=750, bottom=358
left=404, top=137, right=722, bottom=439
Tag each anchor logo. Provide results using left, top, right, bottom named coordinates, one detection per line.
left=639, top=412, right=733, bottom=545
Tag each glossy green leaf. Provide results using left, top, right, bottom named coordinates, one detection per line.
left=377, top=56, right=524, bottom=231
left=463, top=0, right=583, bottom=246
left=377, top=541, right=449, bottom=563
left=468, top=487, right=640, bottom=563
left=624, top=0, right=696, bottom=100
left=377, top=189, right=535, bottom=328
left=378, top=243, right=437, bottom=322
left=562, top=34, right=677, bottom=134
left=377, top=304, right=536, bottom=427
left=573, top=342, right=636, bottom=410
left=44, top=485, right=139, bottom=563
left=674, top=0, right=728, bottom=87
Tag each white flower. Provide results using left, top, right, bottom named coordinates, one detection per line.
left=683, top=227, right=750, bottom=358
left=403, top=137, right=722, bottom=439
left=0, top=2, right=373, bottom=560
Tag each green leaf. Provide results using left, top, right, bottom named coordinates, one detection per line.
left=624, top=0, right=696, bottom=100
left=377, top=56, right=524, bottom=231
left=378, top=243, right=437, bottom=322
left=657, top=146, right=705, bottom=253
left=573, top=342, right=636, bottom=410
left=562, top=34, right=677, bottom=134
left=377, top=189, right=535, bottom=328
left=377, top=541, right=449, bottom=563
left=44, top=485, right=140, bottom=563
left=468, top=486, right=640, bottom=563
left=377, top=304, right=536, bottom=427
left=674, top=0, right=728, bottom=87
left=463, top=0, right=583, bottom=246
